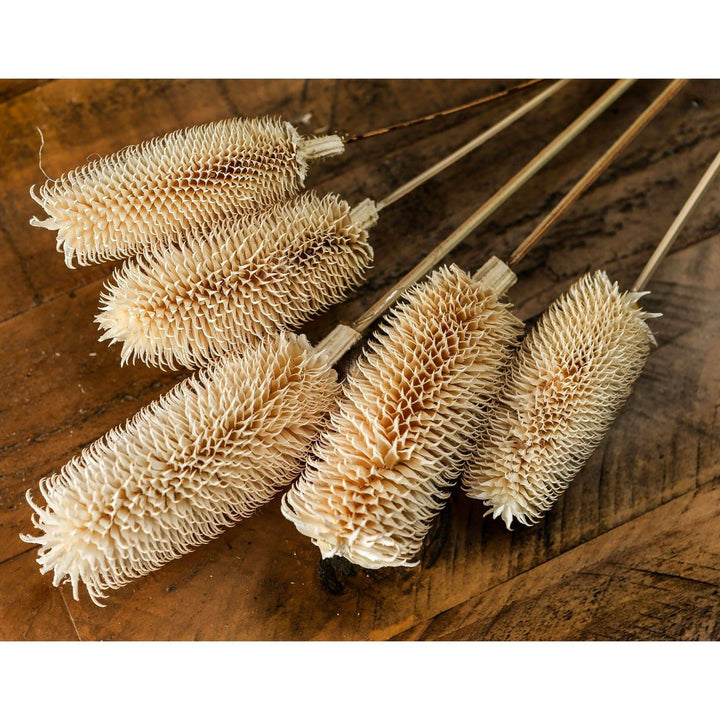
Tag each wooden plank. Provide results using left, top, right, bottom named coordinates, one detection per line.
left=0, top=549, right=79, bottom=640
left=391, top=482, right=720, bottom=641
left=0, top=79, right=52, bottom=104
left=1, top=79, right=719, bottom=640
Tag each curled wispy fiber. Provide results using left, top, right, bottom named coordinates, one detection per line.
left=29, top=117, right=344, bottom=267
left=464, top=270, right=657, bottom=530
left=21, top=332, right=339, bottom=605
left=282, top=265, right=523, bottom=568
left=95, top=193, right=376, bottom=370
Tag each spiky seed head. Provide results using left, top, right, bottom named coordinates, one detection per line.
left=20, top=332, right=339, bottom=605
left=464, top=270, right=656, bottom=530
left=282, top=265, right=523, bottom=568
left=29, top=117, right=344, bottom=267
left=95, top=192, right=375, bottom=370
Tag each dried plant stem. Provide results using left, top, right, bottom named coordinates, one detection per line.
left=22, top=332, right=340, bottom=604
left=633, top=148, right=720, bottom=291
left=510, top=79, right=688, bottom=266
left=351, top=79, right=635, bottom=336
left=344, top=79, right=546, bottom=144
left=375, top=80, right=570, bottom=212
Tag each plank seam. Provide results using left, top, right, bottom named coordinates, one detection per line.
left=386, top=474, right=720, bottom=640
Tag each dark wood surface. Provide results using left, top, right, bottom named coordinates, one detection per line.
left=0, top=79, right=718, bottom=641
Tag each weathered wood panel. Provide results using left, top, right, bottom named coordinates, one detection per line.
left=1, top=79, right=718, bottom=640
left=393, top=483, right=720, bottom=641
left=0, top=549, right=79, bottom=640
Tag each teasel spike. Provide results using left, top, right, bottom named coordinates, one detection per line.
left=21, top=332, right=342, bottom=605
left=95, top=80, right=571, bottom=370
left=281, top=82, right=640, bottom=568
left=29, top=116, right=345, bottom=268
left=20, top=80, right=631, bottom=602
left=95, top=193, right=377, bottom=370
left=282, top=262, right=522, bottom=568
left=465, top=144, right=720, bottom=530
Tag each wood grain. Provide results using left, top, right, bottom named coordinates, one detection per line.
left=0, top=549, right=80, bottom=641
left=1, top=79, right=718, bottom=640
left=392, top=482, right=720, bottom=641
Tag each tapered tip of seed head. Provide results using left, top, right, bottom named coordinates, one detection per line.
left=29, top=215, right=57, bottom=230
left=317, top=533, right=407, bottom=569
left=317, top=537, right=339, bottom=560
left=20, top=489, right=112, bottom=606
left=96, top=303, right=135, bottom=343
left=478, top=491, right=520, bottom=530
left=96, top=303, right=161, bottom=367
left=492, top=504, right=515, bottom=531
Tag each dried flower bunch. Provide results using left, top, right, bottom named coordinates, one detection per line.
left=22, top=82, right=655, bottom=603
left=87, top=84, right=572, bottom=371
left=20, top=332, right=339, bottom=605
left=29, top=117, right=344, bottom=267
left=464, top=271, right=656, bottom=529
left=282, top=265, right=523, bottom=568
left=96, top=193, right=377, bottom=370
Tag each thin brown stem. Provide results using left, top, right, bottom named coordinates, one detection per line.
left=633, top=148, right=720, bottom=291
left=341, top=79, right=546, bottom=144
left=509, top=79, right=688, bottom=267
left=376, top=80, right=571, bottom=212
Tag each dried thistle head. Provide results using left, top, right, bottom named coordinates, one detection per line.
left=464, top=270, right=656, bottom=529
left=282, top=265, right=523, bottom=568
left=29, top=117, right=344, bottom=267
left=95, top=193, right=376, bottom=370
left=21, top=332, right=339, bottom=605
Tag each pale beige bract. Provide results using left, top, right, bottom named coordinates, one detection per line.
left=21, top=332, right=339, bottom=605
left=282, top=265, right=523, bottom=568
left=29, top=117, right=344, bottom=267
left=95, top=193, right=375, bottom=370
left=464, top=270, right=656, bottom=529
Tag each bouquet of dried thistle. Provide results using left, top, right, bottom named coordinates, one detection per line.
left=23, top=79, right=715, bottom=609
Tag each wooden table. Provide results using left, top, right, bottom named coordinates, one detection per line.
left=1, top=79, right=718, bottom=641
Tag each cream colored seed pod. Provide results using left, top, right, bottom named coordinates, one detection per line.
left=95, top=192, right=376, bottom=370
left=464, top=270, right=656, bottom=529
left=30, top=117, right=344, bottom=267
left=21, top=332, right=339, bottom=605
left=282, top=264, right=523, bottom=568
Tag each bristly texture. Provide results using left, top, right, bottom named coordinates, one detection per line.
left=95, top=192, right=375, bottom=370
left=464, top=270, right=656, bottom=530
left=282, top=265, right=523, bottom=568
left=29, top=117, right=344, bottom=267
left=20, top=332, right=339, bottom=605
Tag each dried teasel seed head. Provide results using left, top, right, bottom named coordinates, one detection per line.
left=282, top=265, right=523, bottom=568
left=464, top=270, right=657, bottom=530
left=29, top=117, right=344, bottom=267
left=95, top=193, right=376, bottom=370
left=20, top=332, right=339, bottom=605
